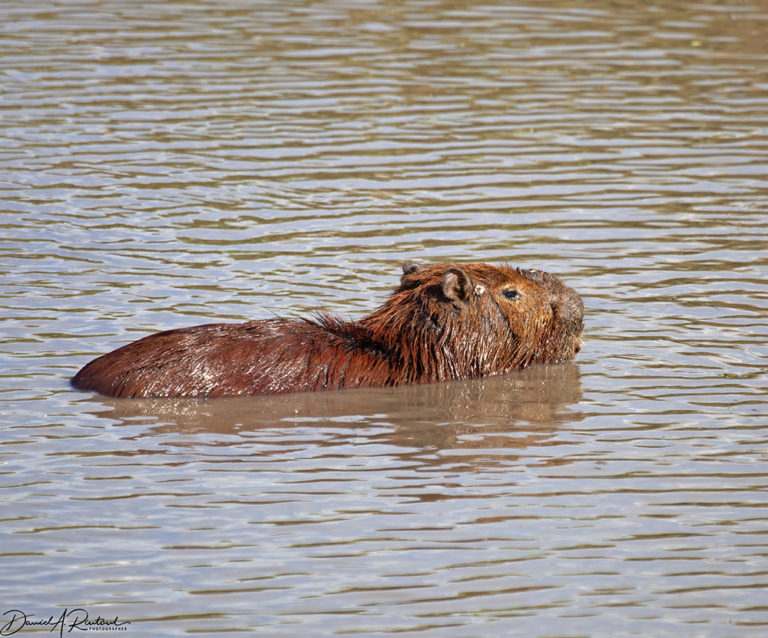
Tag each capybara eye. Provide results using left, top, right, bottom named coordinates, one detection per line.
left=502, top=288, right=521, bottom=301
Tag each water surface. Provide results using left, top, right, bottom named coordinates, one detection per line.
left=1, top=0, right=767, bottom=636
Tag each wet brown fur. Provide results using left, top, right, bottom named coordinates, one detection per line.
left=71, top=262, right=584, bottom=398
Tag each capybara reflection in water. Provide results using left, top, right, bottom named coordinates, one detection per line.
left=71, top=261, right=584, bottom=398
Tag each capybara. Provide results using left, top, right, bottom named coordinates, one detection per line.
left=71, top=261, right=584, bottom=398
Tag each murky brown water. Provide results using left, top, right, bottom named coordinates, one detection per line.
left=2, top=0, right=767, bottom=636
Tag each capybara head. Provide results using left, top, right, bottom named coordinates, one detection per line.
left=359, top=261, right=584, bottom=382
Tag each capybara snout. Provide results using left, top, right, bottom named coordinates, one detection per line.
left=71, top=261, right=584, bottom=398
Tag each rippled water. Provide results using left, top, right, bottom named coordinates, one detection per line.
left=2, top=0, right=767, bottom=636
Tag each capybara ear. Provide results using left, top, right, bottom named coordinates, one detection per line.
left=402, top=260, right=422, bottom=275
left=401, top=260, right=422, bottom=284
left=442, top=267, right=472, bottom=304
